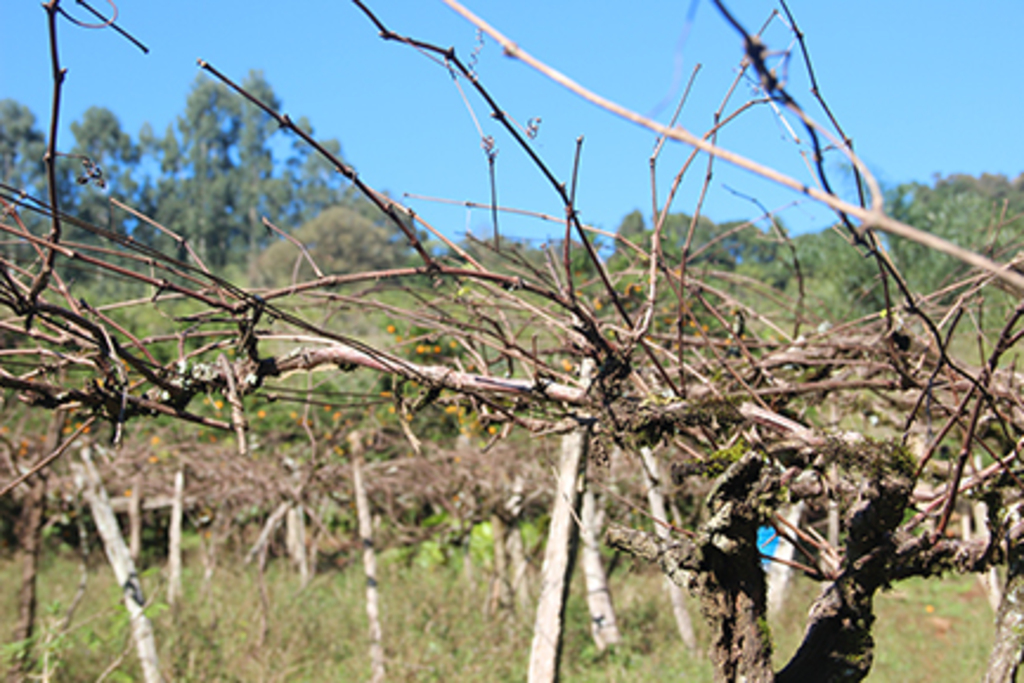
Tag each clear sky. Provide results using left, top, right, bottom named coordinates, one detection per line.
left=3, top=1, right=1022, bottom=244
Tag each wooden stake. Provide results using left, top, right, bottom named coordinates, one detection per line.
left=73, top=447, right=161, bottom=683
left=349, top=431, right=385, bottom=683
left=167, top=468, right=184, bottom=607
left=528, top=359, right=594, bottom=683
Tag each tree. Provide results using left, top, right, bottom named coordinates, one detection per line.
left=793, top=227, right=887, bottom=319
left=256, top=204, right=409, bottom=285
left=0, top=100, right=47, bottom=197
left=0, top=100, right=48, bottom=245
left=68, top=106, right=141, bottom=224
left=137, top=73, right=352, bottom=273
left=4, top=75, right=353, bottom=289
left=282, top=116, right=351, bottom=225
left=60, top=107, right=143, bottom=289
left=887, top=180, right=1013, bottom=298
left=615, top=209, right=741, bottom=271
left=158, top=75, right=244, bottom=268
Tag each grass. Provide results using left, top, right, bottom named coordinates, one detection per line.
left=772, top=571, right=994, bottom=682
left=0, top=539, right=996, bottom=681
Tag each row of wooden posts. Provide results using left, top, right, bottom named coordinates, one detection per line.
left=60, top=360, right=826, bottom=682
left=85, top=444, right=1003, bottom=683
left=47, top=353, right=1011, bottom=683
left=58, top=361, right=692, bottom=681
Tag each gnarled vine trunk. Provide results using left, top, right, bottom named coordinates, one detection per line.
left=609, top=439, right=997, bottom=683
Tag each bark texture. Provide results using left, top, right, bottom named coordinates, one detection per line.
left=609, top=452, right=776, bottom=682
left=696, top=454, right=775, bottom=683
left=610, top=440, right=964, bottom=683
left=776, top=451, right=914, bottom=683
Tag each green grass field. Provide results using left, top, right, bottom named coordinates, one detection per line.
left=0, top=540, right=995, bottom=681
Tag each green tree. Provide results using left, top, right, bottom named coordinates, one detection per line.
left=139, top=73, right=349, bottom=274
left=283, top=116, right=350, bottom=225
left=935, top=173, right=1024, bottom=218
left=615, top=209, right=747, bottom=272
left=68, top=107, right=141, bottom=226
left=237, top=72, right=293, bottom=274
left=61, top=107, right=143, bottom=291
left=256, top=204, right=408, bottom=286
left=0, top=100, right=49, bottom=268
left=888, top=183, right=992, bottom=296
left=792, top=228, right=885, bottom=319
left=887, top=175, right=1024, bottom=297
left=0, top=99, right=48, bottom=207
left=729, top=218, right=795, bottom=289
left=174, top=74, right=243, bottom=268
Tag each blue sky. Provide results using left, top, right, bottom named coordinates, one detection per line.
left=3, top=1, right=1022, bottom=244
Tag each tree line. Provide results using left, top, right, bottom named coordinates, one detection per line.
left=4, top=79, right=1023, bottom=309
left=0, top=73, right=406, bottom=291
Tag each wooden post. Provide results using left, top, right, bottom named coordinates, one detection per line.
left=308, top=498, right=329, bottom=583
left=488, top=512, right=513, bottom=614
left=73, top=447, right=162, bottom=683
left=167, top=468, right=184, bottom=607
left=285, top=504, right=309, bottom=587
left=974, top=500, right=1002, bottom=612
left=200, top=508, right=227, bottom=612
left=579, top=486, right=622, bottom=651
left=348, top=431, right=385, bottom=683
left=506, top=474, right=531, bottom=611
left=244, top=502, right=289, bottom=565
left=128, top=472, right=143, bottom=563
left=528, top=359, right=593, bottom=683
left=767, top=502, right=805, bottom=617
left=639, top=446, right=697, bottom=653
